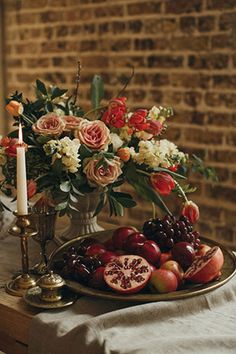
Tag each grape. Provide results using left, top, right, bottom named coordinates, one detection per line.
left=142, top=214, right=202, bottom=251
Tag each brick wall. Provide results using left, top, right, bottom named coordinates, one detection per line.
left=2, top=0, right=236, bottom=248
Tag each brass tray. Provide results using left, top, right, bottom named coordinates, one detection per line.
left=48, top=230, right=236, bottom=302
left=24, top=286, right=78, bottom=309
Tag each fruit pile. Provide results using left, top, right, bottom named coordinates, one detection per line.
left=55, top=217, right=224, bottom=295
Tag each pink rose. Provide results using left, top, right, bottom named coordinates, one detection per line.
left=181, top=201, right=200, bottom=224
left=75, top=120, right=110, bottom=150
left=32, top=113, right=65, bottom=136
left=83, top=157, right=122, bottom=187
left=62, top=115, right=83, bottom=131
left=150, top=172, right=175, bottom=196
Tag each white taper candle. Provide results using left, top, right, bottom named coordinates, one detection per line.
left=17, top=124, right=28, bottom=215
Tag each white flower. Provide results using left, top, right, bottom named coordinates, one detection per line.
left=110, top=133, right=123, bottom=152
left=131, top=139, right=186, bottom=168
left=148, top=106, right=160, bottom=120
left=44, top=137, right=81, bottom=173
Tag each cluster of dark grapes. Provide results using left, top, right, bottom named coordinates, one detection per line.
left=143, top=215, right=201, bottom=252
left=53, top=239, right=101, bottom=285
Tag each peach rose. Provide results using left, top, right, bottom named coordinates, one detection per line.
left=83, top=156, right=122, bottom=187
left=32, top=113, right=65, bottom=136
left=62, top=115, right=83, bottom=131
left=6, top=100, right=23, bottom=116
left=75, top=120, right=110, bottom=150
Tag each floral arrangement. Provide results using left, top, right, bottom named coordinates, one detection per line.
left=0, top=73, right=216, bottom=222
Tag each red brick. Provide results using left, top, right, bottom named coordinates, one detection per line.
left=165, top=0, right=203, bottom=13
left=207, top=0, right=236, bottom=10
left=180, top=17, right=196, bottom=33
left=128, top=2, right=161, bottom=15
left=188, top=54, right=229, bottom=70
left=219, top=13, right=236, bottom=30
left=148, top=55, right=183, bottom=68
left=198, top=16, right=215, bottom=32
left=184, top=127, right=223, bottom=145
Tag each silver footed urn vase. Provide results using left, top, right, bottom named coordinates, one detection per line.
left=59, top=189, right=105, bottom=243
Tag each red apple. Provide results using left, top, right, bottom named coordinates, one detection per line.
left=124, top=232, right=146, bottom=253
left=99, top=251, right=117, bottom=265
left=103, top=238, right=115, bottom=251
left=196, top=244, right=211, bottom=257
left=150, top=269, right=178, bottom=293
left=112, top=226, right=137, bottom=250
left=159, top=252, right=172, bottom=266
left=137, top=240, right=161, bottom=265
left=171, top=242, right=195, bottom=270
left=85, top=243, right=106, bottom=257
left=160, top=260, right=184, bottom=285
left=89, top=266, right=106, bottom=289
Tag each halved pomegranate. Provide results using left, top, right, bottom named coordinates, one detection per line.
left=184, top=246, right=224, bottom=284
left=104, top=255, right=151, bottom=294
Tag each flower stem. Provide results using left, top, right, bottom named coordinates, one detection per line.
left=152, top=202, right=156, bottom=219
left=137, top=169, right=150, bottom=177
left=174, top=180, right=188, bottom=203
left=20, top=113, right=35, bottom=125
left=83, top=105, right=107, bottom=119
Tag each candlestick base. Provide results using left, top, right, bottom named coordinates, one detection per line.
left=6, top=274, right=36, bottom=297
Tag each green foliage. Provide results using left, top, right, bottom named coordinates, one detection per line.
left=191, top=154, right=218, bottom=182
left=91, top=75, right=104, bottom=109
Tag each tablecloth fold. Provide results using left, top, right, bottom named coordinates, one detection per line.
left=29, top=275, right=236, bottom=354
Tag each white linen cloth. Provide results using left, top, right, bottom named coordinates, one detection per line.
left=29, top=273, right=236, bottom=354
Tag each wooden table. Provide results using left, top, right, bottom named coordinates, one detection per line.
left=0, top=219, right=114, bottom=354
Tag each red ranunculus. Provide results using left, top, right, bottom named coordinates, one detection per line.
left=0, top=137, right=21, bottom=157
left=181, top=201, right=199, bottom=224
left=150, top=172, right=175, bottom=196
left=27, top=179, right=37, bottom=199
left=102, top=97, right=127, bottom=128
left=146, top=120, right=163, bottom=136
left=128, top=109, right=150, bottom=131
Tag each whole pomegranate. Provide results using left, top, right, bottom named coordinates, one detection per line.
left=112, top=226, right=136, bottom=250
left=104, top=255, right=151, bottom=294
left=184, top=246, right=224, bottom=284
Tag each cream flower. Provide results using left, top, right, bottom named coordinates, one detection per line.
left=44, top=137, right=81, bottom=173
left=110, top=133, right=123, bottom=152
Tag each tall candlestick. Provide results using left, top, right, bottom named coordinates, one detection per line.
left=17, top=124, right=28, bottom=215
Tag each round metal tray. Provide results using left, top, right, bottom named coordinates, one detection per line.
left=48, top=230, right=236, bottom=302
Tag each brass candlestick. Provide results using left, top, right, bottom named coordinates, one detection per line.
left=6, top=212, right=37, bottom=297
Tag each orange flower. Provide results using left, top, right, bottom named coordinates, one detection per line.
left=117, top=148, right=130, bottom=162
left=6, top=101, right=23, bottom=116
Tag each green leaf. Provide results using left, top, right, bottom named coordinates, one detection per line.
left=55, top=201, right=68, bottom=211
left=60, top=181, right=71, bottom=193
left=91, top=75, right=104, bottom=109
left=93, top=193, right=106, bottom=216
left=152, top=167, right=186, bottom=180
left=52, top=159, right=63, bottom=175
left=36, top=79, right=47, bottom=95
left=79, top=144, right=93, bottom=159
left=46, top=101, right=54, bottom=112
left=110, top=196, right=124, bottom=216
left=110, top=191, right=137, bottom=208
left=51, top=87, right=67, bottom=100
